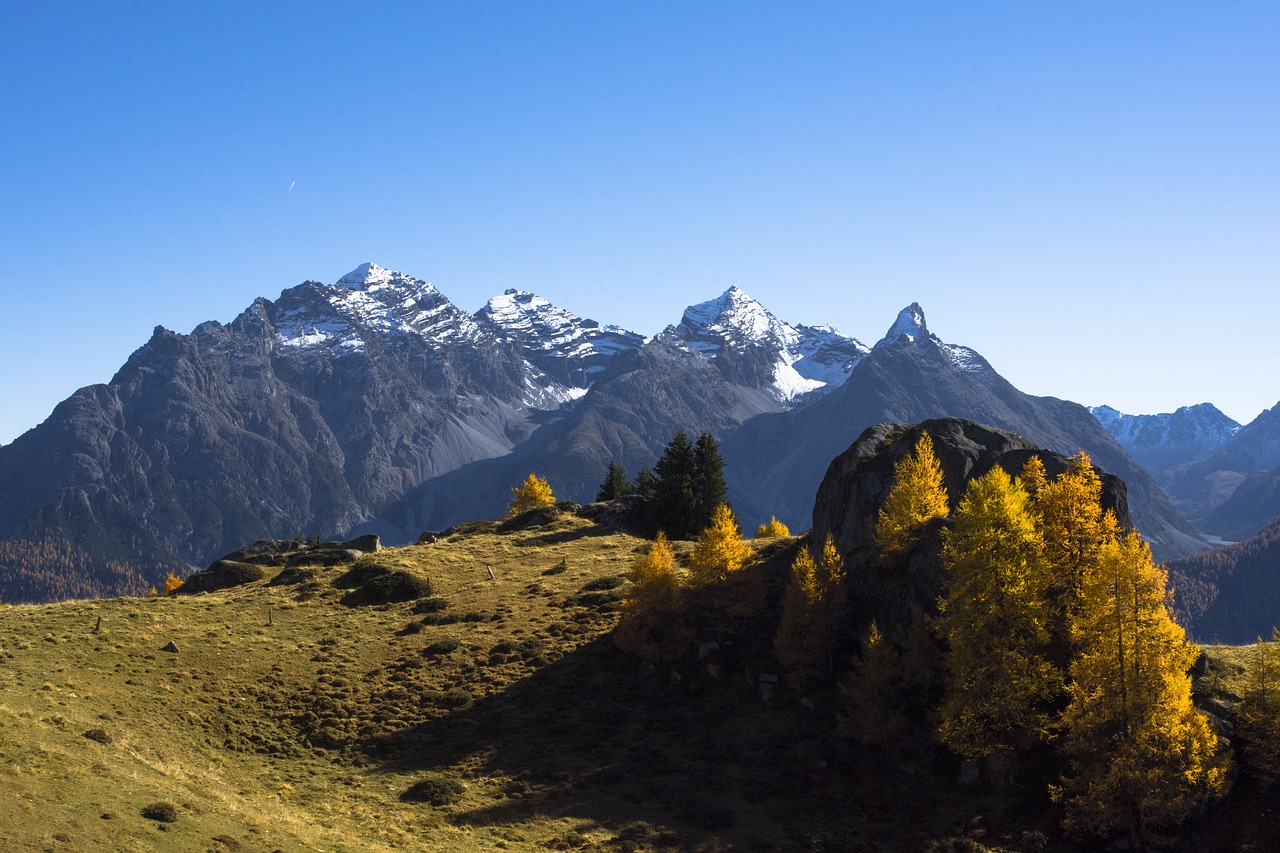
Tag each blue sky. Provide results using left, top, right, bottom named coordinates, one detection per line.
left=1, top=2, right=1276, bottom=445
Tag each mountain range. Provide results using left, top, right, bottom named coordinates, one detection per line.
left=0, top=262, right=1260, bottom=602
left=1091, top=401, right=1280, bottom=542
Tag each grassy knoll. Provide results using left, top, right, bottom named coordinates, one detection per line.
left=0, top=510, right=1269, bottom=852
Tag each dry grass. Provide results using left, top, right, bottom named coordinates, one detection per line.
left=0, top=512, right=1262, bottom=852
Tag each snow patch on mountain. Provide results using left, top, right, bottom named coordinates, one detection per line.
left=1090, top=403, right=1242, bottom=474
left=883, top=303, right=928, bottom=343
left=675, top=287, right=868, bottom=403
left=273, top=264, right=483, bottom=352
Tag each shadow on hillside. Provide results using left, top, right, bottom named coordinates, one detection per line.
left=518, top=524, right=622, bottom=548
left=365, top=632, right=835, bottom=848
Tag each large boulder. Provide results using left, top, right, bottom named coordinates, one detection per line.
left=811, top=418, right=1131, bottom=645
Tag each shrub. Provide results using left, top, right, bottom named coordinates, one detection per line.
left=580, top=575, right=625, bottom=592
left=413, top=596, right=450, bottom=614
left=423, top=638, right=461, bottom=657
left=83, top=727, right=112, bottom=744
left=141, top=801, right=178, bottom=823
left=754, top=516, right=791, bottom=538
left=340, top=571, right=433, bottom=606
left=179, top=560, right=266, bottom=594
left=400, top=774, right=465, bottom=805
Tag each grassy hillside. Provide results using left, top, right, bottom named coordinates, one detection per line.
left=0, top=509, right=1270, bottom=852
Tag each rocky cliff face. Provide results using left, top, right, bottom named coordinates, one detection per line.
left=809, top=418, right=1132, bottom=646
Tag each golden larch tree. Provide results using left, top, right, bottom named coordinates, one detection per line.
left=687, top=504, right=752, bottom=586
left=755, top=516, right=791, bottom=538
left=841, top=621, right=910, bottom=750
left=936, top=465, right=1061, bottom=760
left=1053, top=530, right=1227, bottom=846
left=614, top=532, right=692, bottom=663
left=774, top=534, right=847, bottom=692
left=508, top=473, right=556, bottom=515
left=874, top=431, right=949, bottom=561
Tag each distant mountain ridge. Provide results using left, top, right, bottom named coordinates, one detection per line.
left=1090, top=403, right=1241, bottom=475
left=1092, top=401, right=1280, bottom=542
left=0, top=263, right=1214, bottom=601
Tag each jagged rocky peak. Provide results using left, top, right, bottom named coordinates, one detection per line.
left=675, top=285, right=868, bottom=403
left=475, top=289, right=644, bottom=388
left=1089, top=402, right=1242, bottom=475
left=882, top=302, right=930, bottom=344
left=270, top=263, right=479, bottom=353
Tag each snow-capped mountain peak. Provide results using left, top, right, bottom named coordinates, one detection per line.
left=675, top=287, right=868, bottom=404
left=271, top=264, right=478, bottom=354
left=335, top=262, right=399, bottom=290
left=884, top=303, right=929, bottom=343
left=474, top=289, right=643, bottom=389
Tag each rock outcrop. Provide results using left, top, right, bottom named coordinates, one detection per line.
left=810, top=418, right=1131, bottom=646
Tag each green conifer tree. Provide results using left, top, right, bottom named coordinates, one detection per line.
left=596, top=460, right=630, bottom=502
left=692, top=432, right=728, bottom=532
left=1236, top=629, right=1280, bottom=785
left=653, top=430, right=698, bottom=538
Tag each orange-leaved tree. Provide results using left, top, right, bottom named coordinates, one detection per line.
left=775, top=535, right=847, bottom=692
left=1053, top=530, right=1227, bottom=846
left=936, top=465, right=1060, bottom=761
left=874, top=431, right=949, bottom=561
left=614, top=532, right=692, bottom=663
left=509, top=473, right=555, bottom=515
left=687, top=504, right=751, bottom=587
left=755, top=516, right=791, bottom=538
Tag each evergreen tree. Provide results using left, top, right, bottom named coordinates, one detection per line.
left=653, top=430, right=698, bottom=538
left=874, top=431, right=950, bottom=561
left=632, top=466, right=657, bottom=503
left=687, top=504, right=752, bottom=586
left=775, top=534, right=847, bottom=692
left=755, top=516, right=791, bottom=538
left=1236, top=629, right=1280, bottom=785
left=614, top=532, right=692, bottom=663
left=509, top=472, right=556, bottom=515
left=1053, top=530, right=1227, bottom=846
left=596, top=460, right=630, bottom=502
left=692, top=432, right=728, bottom=531
left=936, top=466, right=1060, bottom=761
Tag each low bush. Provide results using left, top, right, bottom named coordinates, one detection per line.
left=400, top=774, right=465, bottom=805
left=141, top=801, right=178, bottom=823
left=423, top=638, right=461, bottom=657
left=340, top=571, right=433, bottom=606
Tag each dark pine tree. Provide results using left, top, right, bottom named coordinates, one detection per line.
left=692, top=432, right=728, bottom=531
left=632, top=466, right=658, bottom=503
left=653, top=430, right=698, bottom=538
left=596, top=460, right=630, bottom=502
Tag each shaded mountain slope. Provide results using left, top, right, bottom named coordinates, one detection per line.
left=1169, top=516, right=1280, bottom=643
left=723, top=308, right=1207, bottom=561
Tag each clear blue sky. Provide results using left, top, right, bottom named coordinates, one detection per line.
left=1, top=2, right=1277, bottom=445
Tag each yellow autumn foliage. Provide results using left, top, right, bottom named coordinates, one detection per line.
left=687, top=504, right=751, bottom=587
left=754, top=516, right=791, bottom=538
left=874, top=431, right=949, bottom=561
left=508, top=472, right=556, bottom=515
